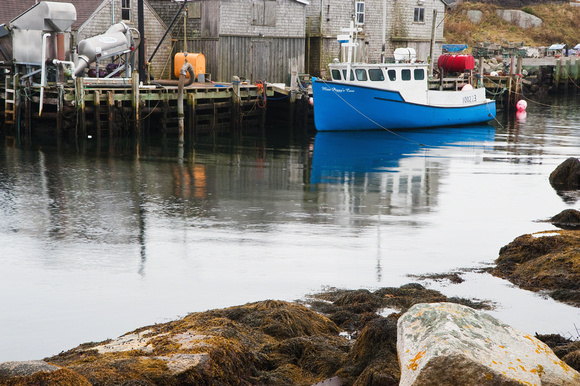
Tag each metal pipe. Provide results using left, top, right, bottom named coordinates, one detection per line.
left=52, top=59, right=77, bottom=79
left=39, top=32, right=51, bottom=117
left=148, top=0, right=187, bottom=63
left=152, top=63, right=195, bottom=86
left=177, top=63, right=193, bottom=147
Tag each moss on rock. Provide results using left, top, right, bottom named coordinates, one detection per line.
left=493, top=230, right=580, bottom=306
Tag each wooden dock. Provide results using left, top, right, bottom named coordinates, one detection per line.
left=1, top=70, right=281, bottom=140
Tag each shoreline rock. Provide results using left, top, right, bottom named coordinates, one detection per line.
left=492, top=229, right=580, bottom=307
left=398, top=303, right=580, bottom=385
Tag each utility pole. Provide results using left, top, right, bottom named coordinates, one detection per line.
left=138, top=0, right=146, bottom=83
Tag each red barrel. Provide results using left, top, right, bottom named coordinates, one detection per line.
left=437, top=54, right=475, bottom=72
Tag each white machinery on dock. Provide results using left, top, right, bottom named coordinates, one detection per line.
left=74, top=22, right=140, bottom=78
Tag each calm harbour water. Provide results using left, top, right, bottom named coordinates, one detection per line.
left=1, top=94, right=580, bottom=361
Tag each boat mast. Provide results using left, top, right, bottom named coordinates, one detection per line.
left=340, top=21, right=362, bottom=79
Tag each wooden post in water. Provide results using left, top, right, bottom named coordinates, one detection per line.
left=56, top=85, right=63, bottom=136
left=14, top=74, right=20, bottom=141
left=75, top=76, right=86, bottom=140
left=288, top=59, right=298, bottom=129
left=108, top=91, right=114, bottom=139
left=260, top=82, right=267, bottom=135
left=565, top=58, right=570, bottom=90
left=132, top=70, right=140, bottom=135
left=554, top=59, right=561, bottom=88
left=25, top=80, right=31, bottom=141
left=95, top=90, right=101, bottom=141
left=187, top=93, right=196, bottom=140
left=232, top=77, right=241, bottom=133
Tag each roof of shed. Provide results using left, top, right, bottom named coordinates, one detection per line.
left=2, top=0, right=104, bottom=30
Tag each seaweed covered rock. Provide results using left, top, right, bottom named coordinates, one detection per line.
left=47, top=300, right=348, bottom=386
left=337, top=317, right=400, bottom=386
left=397, top=303, right=580, bottom=386
left=0, top=360, right=90, bottom=385
left=550, top=157, right=580, bottom=191
left=305, top=284, right=492, bottom=335
left=550, top=209, right=580, bottom=229
left=492, top=230, right=580, bottom=306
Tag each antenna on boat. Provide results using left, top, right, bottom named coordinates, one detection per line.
left=339, top=21, right=362, bottom=64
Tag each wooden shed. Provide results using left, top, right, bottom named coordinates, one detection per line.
left=149, top=0, right=309, bottom=83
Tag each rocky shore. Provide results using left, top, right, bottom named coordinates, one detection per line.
left=2, top=159, right=580, bottom=385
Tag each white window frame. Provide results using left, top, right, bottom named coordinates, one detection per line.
left=121, top=0, right=131, bottom=21
left=355, top=1, right=365, bottom=25
left=414, top=7, right=425, bottom=23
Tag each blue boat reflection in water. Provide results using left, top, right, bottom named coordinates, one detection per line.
left=311, top=126, right=496, bottom=185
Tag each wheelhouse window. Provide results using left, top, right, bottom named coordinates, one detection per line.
left=355, top=69, right=368, bottom=81
left=414, top=7, right=425, bottom=23
left=122, top=0, right=131, bottom=21
left=369, top=69, right=384, bottom=81
left=331, top=69, right=342, bottom=80
left=414, top=69, right=425, bottom=80
left=342, top=69, right=355, bottom=81
left=387, top=69, right=396, bottom=81
left=402, top=69, right=411, bottom=81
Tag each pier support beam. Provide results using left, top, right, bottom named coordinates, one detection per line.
left=75, top=76, right=86, bottom=140
left=108, top=91, right=115, bottom=139
left=132, top=70, right=140, bottom=135
left=232, top=78, right=241, bottom=133
left=187, top=93, right=196, bottom=141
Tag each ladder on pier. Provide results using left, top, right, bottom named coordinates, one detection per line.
left=4, top=76, right=16, bottom=124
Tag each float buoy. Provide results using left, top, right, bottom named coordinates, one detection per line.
left=516, top=99, right=527, bottom=112
left=461, top=84, right=473, bottom=91
left=309, top=97, right=314, bottom=106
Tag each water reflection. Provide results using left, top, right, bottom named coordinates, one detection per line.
left=311, top=127, right=495, bottom=218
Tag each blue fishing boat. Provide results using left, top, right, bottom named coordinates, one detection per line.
left=311, top=24, right=496, bottom=132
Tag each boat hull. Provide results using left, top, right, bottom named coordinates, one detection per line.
left=312, top=78, right=497, bottom=131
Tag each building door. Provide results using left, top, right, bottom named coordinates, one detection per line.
left=251, top=40, right=269, bottom=83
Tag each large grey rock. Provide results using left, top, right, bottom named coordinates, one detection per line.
left=0, top=360, right=59, bottom=378
left=0, top=360, right=91, bottom=384
left=550, top=157, right=580, bottom=190
left=397, top=303, right=580, bottom=385
left=466, top=10, right=483, bottom=24
left=496, top=10, right=542, bottom=29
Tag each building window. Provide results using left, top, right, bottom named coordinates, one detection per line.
left=188, top=2, right=201, bottom=19
left=414, top=7, right=425, bottom=23
left=252, top=0, right=276, bottom=26
left=122, top=0, right=131, bottom=21
left=355, top=1, right=365, bottom=25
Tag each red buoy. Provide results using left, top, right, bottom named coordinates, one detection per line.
left=437, top=54, right=475, bottom=72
